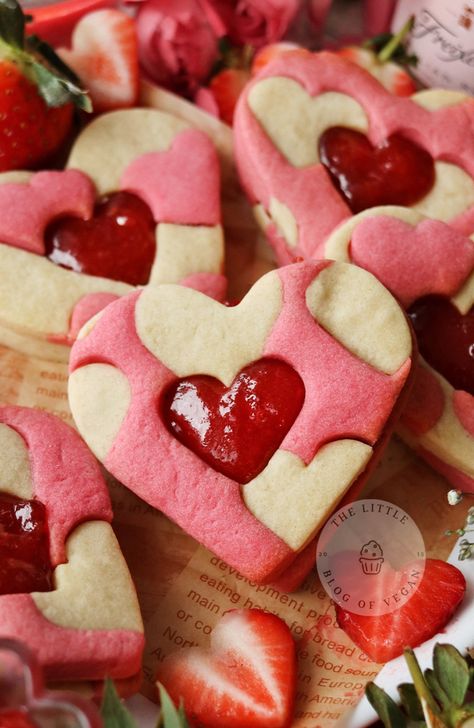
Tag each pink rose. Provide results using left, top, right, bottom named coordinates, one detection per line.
left=135, top=0, right=220, bottom=92
left=208, top=0, right=300, bottom=48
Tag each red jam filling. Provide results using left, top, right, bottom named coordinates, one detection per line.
left=408, top=296, right=474, bottom=396
left=162, top=359, right=305, bottom=484
left=0, top=493, right=53, bottom=595
left=45, top=191, right=156, bottom=286
left=319, top=127, right=435, bottom=213
left=0, top=711, right=38, bottom=728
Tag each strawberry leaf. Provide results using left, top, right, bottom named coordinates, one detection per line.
left=29, top=58, right=91, bottom=110
left=398, top=683, right=424, bottom=721
left=424, top=669, right=451, bottom=711
left=433, top=644, right=470, bottom=707
left=366, top=682, right=408, bottom=727
left=157, top=683, right=190, bottom=728
left=0, top=0, right=25, bottom=49
left=101, top=678, right=138, bottom=728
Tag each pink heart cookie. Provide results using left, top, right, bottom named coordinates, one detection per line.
left=234, top=51, right=474, bottom=264
left=0, top=109, right=226, bottom=361
left=68, top=261, right=413, bottom=583
left=323, top=207, right=474, bottom=492
left=0, top=405, right=144, bottom=683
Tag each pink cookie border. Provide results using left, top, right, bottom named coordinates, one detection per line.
left=234, top=51, right=474, bottom=263
left=0, top=406, right=144, bottom=682
left=69, top=261, right=412, bottom=584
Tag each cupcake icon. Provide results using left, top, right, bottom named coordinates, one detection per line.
left=359, top=540, right=384, bottom=575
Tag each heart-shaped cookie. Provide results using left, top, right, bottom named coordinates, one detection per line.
left=68, top=260, right=413, bottom=583
left=0, top=109, right=225, bottom=361
left=0, top=406, right=144, bottom=683
left=322, top=206, right=474, bottom=492
left=234, top=51, right=474, bottom=264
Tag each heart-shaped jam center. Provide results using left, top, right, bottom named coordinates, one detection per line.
left=0, top=712, right=37, bottom=727
left=408, top=296, right=474, bottom=396
left=44, top=191, right=156, bottom=286
left=319, top=127, right=435, bottom=213
left=0, top=493, right=53, bottom=595
left=162, top=359, right=305, bottom=484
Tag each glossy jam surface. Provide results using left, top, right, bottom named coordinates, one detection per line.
left=163, top=359, right=305, bottom=484
left=409, top=296, right=474, bottom=396
left=319, top=127, right=435, bottom=213
left=0, top=711, right=38, bottom=728
left=0, top=493, right=53, bottom=595
left=45, top=191, right=156, bottom=286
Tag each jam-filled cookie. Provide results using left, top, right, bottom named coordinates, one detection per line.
left=234, top=51, right=474, bottom=264
left=322, top=206, right=474, bottom=492
left=0, top=109, right=225, bottom=361
left=0, top=405, right=144, bottom=682
left=68, top=261, right=413, bottom=583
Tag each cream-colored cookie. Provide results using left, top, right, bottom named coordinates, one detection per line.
left=135, top=272, right=282, bottom=386
left=33, top=521, right=142, bottom=631
left=306, top=263, right=411, bottom=375
left=243, top=441, right=372, bottom=550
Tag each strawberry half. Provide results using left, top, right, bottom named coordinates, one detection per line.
left=336, top=47, right=416, bottom=96
left=208, top=68, right=250, bottom=126
left=157, top=609, right=296, bottom=728
left=0, top=0, right=90, bottom=172
left=251, top=42, right=311, bottom=77
left=57, top=10, right=138, bottom=113
left=335, top=559, right=466, bottom=663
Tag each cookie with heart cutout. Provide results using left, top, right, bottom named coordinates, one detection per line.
left=233, top=51, right=474, bottom=265
left=0, top=108, right=226, bottom=362
left=322, top=206, right=474, bottom=493
left=68, top=260, right=414, bottom=584
left=0, top=405, right=144, bottom=683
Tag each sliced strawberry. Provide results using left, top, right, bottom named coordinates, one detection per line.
left=157, top=609, right=296, bottom=728
left=251, top=42, right=310, bottom=77
left=336, top=559, right=466, bottom=663
left=336, top=47, right=416, bottom=96
left=58, top=10, right=138, bottom=113
left=208, top=68, right=250, bottom=126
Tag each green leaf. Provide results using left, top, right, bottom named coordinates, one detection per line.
left=29, top=59, right=91, bottom=110
left=177, top=702, right=190, bottom=728
left=22, top=34, right=92, bottom=110
left=433, top=644, right=470, bottom=707
left=366, top=682, right=408, bottom=728
left=157, top=683, right=190, bottom=728
left=0, top=0, right=25, bottom=49
left=398, top=683, right=424, bottom=721
left=26, top=34, right=81, bottom=84
left=100, top=678, right=138, bottom=728
left=424, top=669, right=451, bottom=711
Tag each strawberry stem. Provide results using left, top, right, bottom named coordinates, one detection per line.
left=404, top=648, right=441, bottom=718
left=0, top=0, right=25, bottom=49
left=377, top=15, right=414, bottom=64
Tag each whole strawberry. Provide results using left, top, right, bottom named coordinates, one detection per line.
left=0, top=0, right=90, bottom=172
